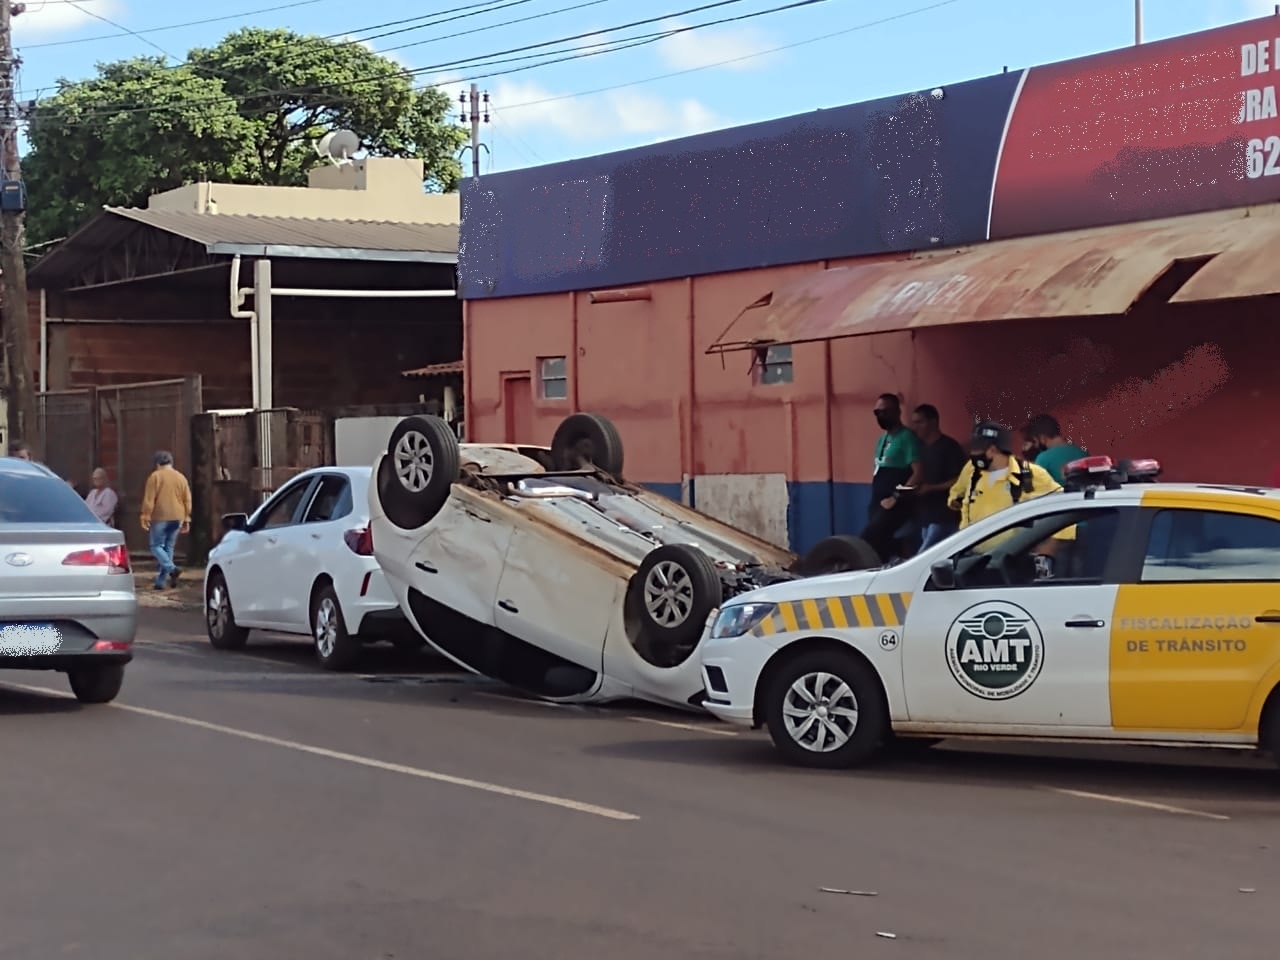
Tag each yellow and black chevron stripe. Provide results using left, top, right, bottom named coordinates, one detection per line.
left=754, top=593, right=912, bottom=637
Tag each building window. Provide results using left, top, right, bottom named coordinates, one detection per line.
left=755, top=344, right=793, bottom=385
left=539, top=356, right=568, bottom=399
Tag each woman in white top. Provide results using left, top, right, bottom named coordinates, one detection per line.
left=85, top=467, right=119, bottom=526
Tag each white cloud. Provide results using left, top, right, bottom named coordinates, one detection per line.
left=14, top=0, right=125, bottom=37
left=655, top=19, right=776, bottom=72
left=490, top=77, right=723, bottom=144
left=339, top=35, right=408, bottom=69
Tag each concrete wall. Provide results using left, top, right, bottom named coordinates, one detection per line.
left=147, top=158, right=460, bottom=224
left=464, top=261, right=1276, bottom=554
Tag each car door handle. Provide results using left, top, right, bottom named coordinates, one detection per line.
left=266, top=536, right=278, bottom=545
left=415, top=561, right=438, bottom=575
left=498, top=600, right=518, bottom=613
left=310, top=532, right=323, bottom=540
left=1064, top=618, right=1105, bottom=628
left=1256, top=613, right=1280, bottom=623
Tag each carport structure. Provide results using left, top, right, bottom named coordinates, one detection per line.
left=27, top=207, right=461, bottom=538
left=29, top=207, right=461, bottom=411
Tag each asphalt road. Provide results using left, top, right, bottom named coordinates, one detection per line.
left=2, top=609, right=1278, bottom=960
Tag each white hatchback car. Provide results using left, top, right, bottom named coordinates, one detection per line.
left=369, top=413, right=880, bottom=711
left=204, top=466, right=414, bottom=670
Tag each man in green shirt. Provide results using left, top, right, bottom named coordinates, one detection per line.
left=860, top=393, right=923, bottom=562
left=1023, top=413, right=1088, bottom=484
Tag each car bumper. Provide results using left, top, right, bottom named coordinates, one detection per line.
left=0, top=593, right=138, bottom=652
left=2, top=650, right=133, bottom=671
left=700, top=631, right=778, bottom=727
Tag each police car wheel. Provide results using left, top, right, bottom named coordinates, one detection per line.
left=764, top=649, right=887, bottom=769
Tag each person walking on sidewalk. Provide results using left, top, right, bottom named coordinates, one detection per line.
left=140, top=450, right=192, bottom=591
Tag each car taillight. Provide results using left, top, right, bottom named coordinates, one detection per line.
left=344, top=526, right=374, bottom=556
left=92, top=640, right=132, bottom=652
left=63, top=544, right=131, bottom=573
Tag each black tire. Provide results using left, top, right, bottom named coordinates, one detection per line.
left=626, top=544, right=722, bottom=666
left=206, top=569, right=249, bottom=650
left=68, top=663, right=125, bottom=704
left=797, top=535, right=883, bottom=577
left=550, top=412, right=625, bottom=476
left=311, top=584, right=362, bottom=671
left=378, top=416, right=461, bottom=530
left=764, top=649, right=888, bottom=769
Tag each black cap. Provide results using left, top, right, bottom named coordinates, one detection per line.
left=970, top=420, right=1014, bottom=454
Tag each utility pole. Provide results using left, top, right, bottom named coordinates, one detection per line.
left=0, top=0, right=33, bottom=449
left=458, top=83, right=490, bottom=178
left=1134, top=0, right=1142, bottom=45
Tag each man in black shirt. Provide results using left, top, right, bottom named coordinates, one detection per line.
left=907, top=404, right=967, bottom=551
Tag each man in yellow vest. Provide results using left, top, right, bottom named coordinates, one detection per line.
left=948, top=421, right=1073, bottom=576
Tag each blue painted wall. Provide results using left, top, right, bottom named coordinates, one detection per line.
left=459, top=71, right=1021, bottom=300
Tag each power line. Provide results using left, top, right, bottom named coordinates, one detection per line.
left=20, top=0, right=333, bottom=50
left=28, top=0, right=822, bottom=127
left=58, top=0, right=183, bottom=60
left=497, top=0, right=962, bottom=115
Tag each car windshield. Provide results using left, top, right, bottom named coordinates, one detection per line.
left=0, top=472, right=99, bottom=524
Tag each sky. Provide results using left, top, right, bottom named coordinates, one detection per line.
left=10, top=0, right=1280, bottom=174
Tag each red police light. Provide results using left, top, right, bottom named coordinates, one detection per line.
left=1065, top=455, right=1114, bottom=476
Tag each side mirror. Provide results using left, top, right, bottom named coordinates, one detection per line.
left=930, top=558, right=956, bottom=590
left=221, top=512, right=249, bottom=533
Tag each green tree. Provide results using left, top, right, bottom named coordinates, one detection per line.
left=24, top=29, right=466, bottom=245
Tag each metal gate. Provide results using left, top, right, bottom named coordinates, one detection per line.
left=36, top=389, right=98, bottom=488
left=98, top=376, right=203, bottom=554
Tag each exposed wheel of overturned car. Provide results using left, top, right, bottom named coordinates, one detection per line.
left=379, top=415, right=462, bottom=530
left=796, top=534, right=882, bottom=577
left=551, top=412, right=625, bottom=476
left=625, top=543, right=723, bottom=668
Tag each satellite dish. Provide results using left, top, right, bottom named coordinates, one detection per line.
left=315, top=129, right=361, bottom=165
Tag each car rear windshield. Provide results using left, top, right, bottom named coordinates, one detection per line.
left=0, top=472, right=98, bottom=524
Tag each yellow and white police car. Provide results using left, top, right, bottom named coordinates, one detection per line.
left=699, top=456, right=1280, bottom=769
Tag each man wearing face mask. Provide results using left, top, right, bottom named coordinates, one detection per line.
left=948, top=420, right=1071, bottom=574
left=859, top=393, right=923, bottom=562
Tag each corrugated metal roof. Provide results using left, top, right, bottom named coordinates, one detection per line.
left=401, top=361, right=464, bottom=377
left=1168, top=208, right=1280, bottom=302
left=107, top=207, right=458, bottom=257
left=707, top=206, right=1268, bottom=353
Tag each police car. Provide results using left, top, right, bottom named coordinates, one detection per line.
left=699, top=456, right=1280, bottom=769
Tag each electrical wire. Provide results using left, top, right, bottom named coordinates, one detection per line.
left=496, top=0, right=962, bottom=115
left=28, top=0, right=824, bottom=126
left=20, top=0, right=335, bottom=50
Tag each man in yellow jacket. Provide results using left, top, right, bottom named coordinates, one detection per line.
left=140, top=450, right=192, bottom=591
left=947, top=421, right=1073, bottom=576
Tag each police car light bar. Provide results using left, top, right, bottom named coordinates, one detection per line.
left=1064, top=455, right=1115, bottom=476
left=1124, top=458, right=1162, bottom=476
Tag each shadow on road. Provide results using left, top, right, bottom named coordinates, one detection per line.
left=0, top=685, right=84, bottom=715
left=583, top=732, right=1280, bottom=801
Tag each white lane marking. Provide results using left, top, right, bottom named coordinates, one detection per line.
left=629, top=716, right=738, bottom=737
left=1047, top=787, right=1230, bottom=821
left=1, top=682, right=640, bottom=822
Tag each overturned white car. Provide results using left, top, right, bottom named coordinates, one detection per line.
left=368, top=413, right=882, bottom=711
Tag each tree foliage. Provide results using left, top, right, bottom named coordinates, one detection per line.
left=24, top=28, right=466, bottom=244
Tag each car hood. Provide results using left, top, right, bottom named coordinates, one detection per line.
left=720, top=568, right=886, bottom=606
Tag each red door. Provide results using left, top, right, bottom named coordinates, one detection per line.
left=503, top=375, right=532, bottom=443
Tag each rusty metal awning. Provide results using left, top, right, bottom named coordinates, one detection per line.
left=706, top=205, right=1277, bottom=353
left=401, top=361, right=464, bottom=378
left=1170, top=210, right=1280, bottom=303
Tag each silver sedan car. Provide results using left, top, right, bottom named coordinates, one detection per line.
left=0, top=456, right=137, bottom=703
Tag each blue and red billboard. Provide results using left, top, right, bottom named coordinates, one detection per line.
left=460, top=15, right=1280, bottom=300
